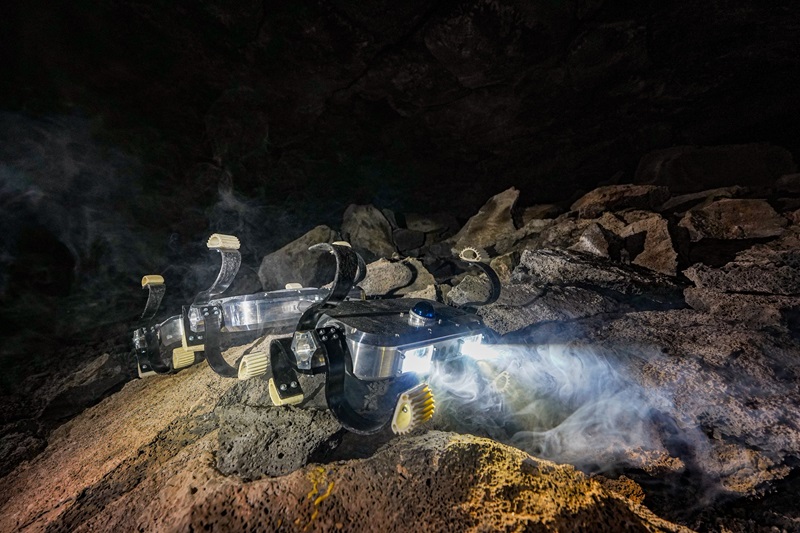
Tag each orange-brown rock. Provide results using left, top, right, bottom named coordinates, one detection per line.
left=0, top=343, right=689, bottom=532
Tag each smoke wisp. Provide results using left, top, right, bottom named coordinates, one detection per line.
left=429, top=342, right=713, bottom=485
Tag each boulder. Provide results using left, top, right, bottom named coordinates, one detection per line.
left=341, top=204, right=397, bottom=261
left=359, top=259, right=413, bottom=297
left=216, top=380, right=342, bottom=478
left=684, top=287, right=800, bottom=329
left=635, top=144, right=796, bottom=193
left=528, top=216, right=595, bottom=250
left=258, top=225, right=339, bottom=290
left=489, top=252, right=519, bottom=283
left=392, top=227, right=426, bottom=255
left=684, top=252, right=800, bottom=296
left=513, top=248, right=683, bottom=304
left=445, top=275, right=494, bottom=308
left=518, top=204, right=564, bottom=224
left=658, top=186, right=748, bottom=214
left=401, top=284, right=438, bottom=301
left=494, top=218, right=553, bottom=255
left=446, top=187, right=519, bottom=253
left=477, top=248, right=683, bottom=335
left=570, top=184, right=670, bottom=218
left=568, top=222, right=620, bottom=259
left=395, top=257, right=436, bottom=296
left=403, top=212, right=460, bottom=237
left=678, top=199, right=787, bottom=241
left=480, top=284, right=622, bottom=335
left=619, top=212, right=678, bottom=276
left=776, top=173, right=800, bottom=194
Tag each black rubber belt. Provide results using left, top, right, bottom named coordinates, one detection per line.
left=140, top=326, right=171, bottom=374
left=269, top=338, right=304, bottom=400
left=201, top=305, right=238, bottom=378
left=140, top=283, right=166, bottom=321
left=458, top=260, right=502, bottom=308
left=295, top=243, right=362, bottom=332
left=319, top=326, right=388, bottom=435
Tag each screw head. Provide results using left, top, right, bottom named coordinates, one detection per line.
left=279, top=384, right=287, bottom=391
left=290, top=381, right=298, bottom=388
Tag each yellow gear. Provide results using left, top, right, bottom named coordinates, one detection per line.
left=391, top=383, right=435, bottom=435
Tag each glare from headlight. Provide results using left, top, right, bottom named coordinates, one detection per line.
left=400, top=345, right=434, bottom=374
left=460, top=334, right=500, bottom=361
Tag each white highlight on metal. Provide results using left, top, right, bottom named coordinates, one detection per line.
left=400, top=345, right=434, bottom=375
left=459, top=334, right=497, bottom=360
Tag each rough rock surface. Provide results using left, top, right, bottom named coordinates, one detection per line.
left=619, top=212, right=678, bottom=276
left=258, top=225, right=339, bottom=290
left=514, top=249, right=682, bottom=302
left=678, top=199, right=787, bottom=241
left=570, top=185, right=670, bottom=219
left=445, top=187, right=519, bottom=253
left=341, top=204, right=397, bottom=261
left=445, top=274, right=493, bottom=308
left=0, top=337, right=132, bottom=478
left=478, top=249, right=683, bottom=335
left=684, top=287, right=800, bottom=329
left=358, top=258, right=413, bottom=296
left=395, top=257, right=437, bottom=295
left=684, top=253, right=800, bottom=295
left=216, top=377, right=342, bottom=479
left=658, top=186, right=748, bottom=214
left=0, top=344, right=685, bottom=533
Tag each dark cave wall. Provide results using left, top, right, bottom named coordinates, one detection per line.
left=2, top=0, right=800, bottom=213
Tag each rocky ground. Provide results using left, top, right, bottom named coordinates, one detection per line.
left=1, top=144, right=800, bottom=531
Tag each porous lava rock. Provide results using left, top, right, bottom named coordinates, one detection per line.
left=0, top=343, right=687, bottom=533
left=358, top=258, right=414, bottom=296
left=684, top=252, right=800, bottom=295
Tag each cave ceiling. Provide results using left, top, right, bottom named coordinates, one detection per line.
left=3, top=0, right=800, bottom=214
